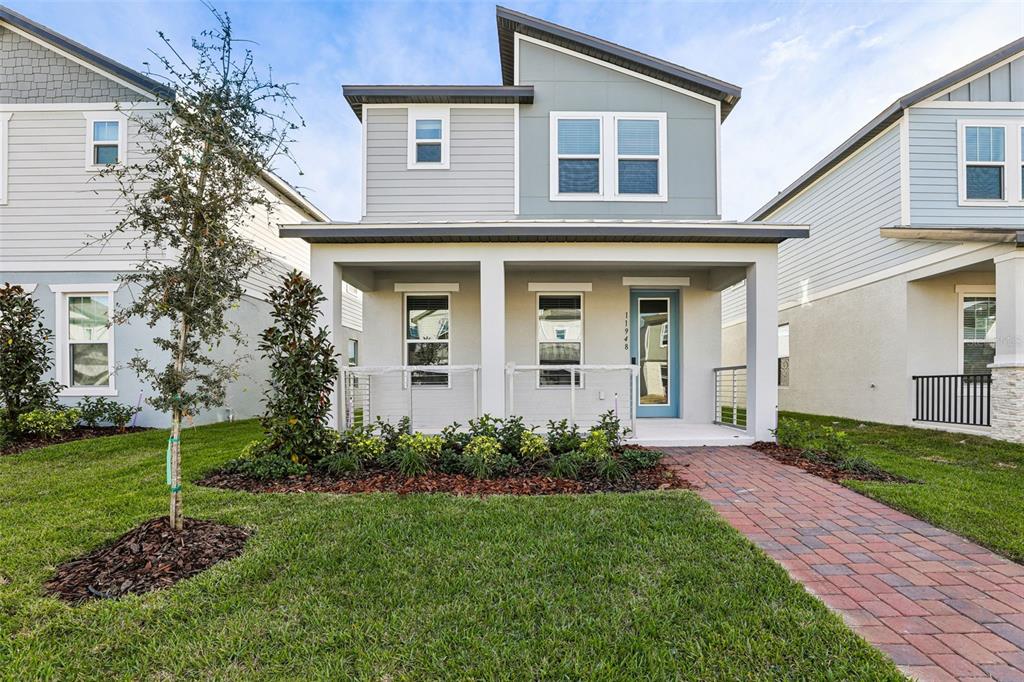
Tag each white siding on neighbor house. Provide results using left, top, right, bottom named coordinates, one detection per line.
left=723, top=125, right=952, bottom=324
left=239, top=184, right=312, bottom=298
left=363, top=106, right=515, bottom=219
left=0, top=109, right=149, bottom=265
left=935, top=55, right=1024, bottom=102
left=908, top=106, right=1024, bottom=227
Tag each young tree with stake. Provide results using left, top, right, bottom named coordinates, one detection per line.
left=100, top=7, right=303, bottom=529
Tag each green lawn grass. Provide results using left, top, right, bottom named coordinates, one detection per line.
left=0, top=420, right=901, bottom=680
left=785, top=411, right=1024, bottom=563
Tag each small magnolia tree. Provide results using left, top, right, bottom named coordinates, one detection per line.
left=0, top=285, right=61, bottom=434
left=257, top=271, right=339, bottom=465
left=100, top=8, right=303, bottom=529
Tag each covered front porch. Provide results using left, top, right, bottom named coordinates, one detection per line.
left=302, top=235, right=785, bottom=445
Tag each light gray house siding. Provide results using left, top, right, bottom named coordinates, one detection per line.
left=0, top=25, right=148, bottom=103
left=517, top=38, right=719, bottom=219
left=722, top=125, right=951, bottom=324
left=907, top=106, right=1024, bottom=227
left=935, top=55, right=1024, bottom=102
left=363, top=106, right=515, bottom=220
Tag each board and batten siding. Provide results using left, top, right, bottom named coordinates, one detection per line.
left=363, top=106, right=515, bottom=220
left=908, top=106, right=1024, bottom=227
left=934, top=55, right=1024, bottom=102
left=723, top=125, right=951, bottom=324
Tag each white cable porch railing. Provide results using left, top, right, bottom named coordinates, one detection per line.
left=713, top=365, right=747, bottom=430
left=340, top=365, right=480, bottom=431
left=505, top=364, right=638, bottom=434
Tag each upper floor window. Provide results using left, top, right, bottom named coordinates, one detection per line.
left=550, top=112, right=666, bottom=202
left=407, top=107, right=449, bottom=169
left=83, top=113, right=126, bottom=170
left=958, top=120, right=1024, bottom=206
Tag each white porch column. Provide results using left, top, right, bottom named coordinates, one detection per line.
left=479, top=255, right=506, bottom=417
left=991, top=251, right=1024, bottom=443
left=310, top=251, right=345, bottom=429
left=745, top=255, right=779, bottom=441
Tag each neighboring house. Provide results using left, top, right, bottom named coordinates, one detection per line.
left=282, top=6, right=808, bottom=445
left=722, top=38, right=1024, bottom=443
left=0, top=7, right=361, bottom=427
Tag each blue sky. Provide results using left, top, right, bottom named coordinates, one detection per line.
left=13, top=0, right=1024, bottom=221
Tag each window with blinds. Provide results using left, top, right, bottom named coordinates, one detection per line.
left=556, top=118, right=601, bottom=194
left=537, top=294, right=582, bottom=387
left=405, top=294, right=450, bottom=386
left=616, top=119, right=660, bottom=195
left=961, top=296, right=996, bottom=375
left=964, top=126, right=1005, bottom=200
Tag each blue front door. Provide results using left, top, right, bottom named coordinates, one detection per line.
left=630, top=290, right=680, bottom=418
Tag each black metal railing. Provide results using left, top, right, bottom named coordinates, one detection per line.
left=912, top=374, right=992, bottom=427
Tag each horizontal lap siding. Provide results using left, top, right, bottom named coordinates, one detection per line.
left=364, top=107, right=515, bottom=219
left=908, top=107, right=1024, bottom=227
left=1, top=110, right=147, bottom=264
left=724, top=125, right=949, bottom=324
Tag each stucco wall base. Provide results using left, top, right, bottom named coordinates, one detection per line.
left=991, top=366, right=1024, bottom=444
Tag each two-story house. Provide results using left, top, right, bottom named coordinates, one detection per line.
left=283, top=6, right=808, bottom=445
left=722, top=38, right=1024, bottom=443
left=0, top=6, right=360, bottom=427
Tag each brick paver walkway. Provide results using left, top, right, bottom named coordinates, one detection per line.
left=663, top=446, right=1024, bottom=682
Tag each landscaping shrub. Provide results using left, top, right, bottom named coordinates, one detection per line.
left=593, top=410, right=630, bottom=448
left=468, top=414, right=501, bottom=440
left=546, top=419, right=583, bottom=455
left=518, top=431, right=549, bottom=462
left=594, top=453, right=629, bottom=482
left=461, top=435, right=503, bottom=479
left=375, top=416, right=411, bottom=453
left=0, top=284, right=61, bottom=435
left=548, top=451, right=583, bottom=479
left=256, top=271, right=340, bottom=466
left=386, top=432, right=442, bottom=476
left=347, top=430, right=387, bottom=468
left=579, top=430, right=611, bottom=463
left=621, top=447, right=661, bottom=472
left=440, top=422, right=471, bottom=454
left=17, top=408, right=81, bottom=439
left=774, top=417, right=851, bottom=458
left=225, top=440, right=306, bottom=479
left=77, top=397, right=140, bottom=431
left=496, top=415, right=530, bottom=456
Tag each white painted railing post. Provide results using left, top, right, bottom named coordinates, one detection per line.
left=731, top=370, right=738, bottom=426
left=338, top=368, right=348, bottom=430
left=630, top=367, right=637, bottom=437
left=406, top=369, right=414, bottom=430
left=506, top=363, right=515, bottom=416
left=569, top=367, right=576, bottom=428
left=472, top=367, right=480, bottom=418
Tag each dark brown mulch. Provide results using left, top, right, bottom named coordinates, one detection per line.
left=198, top=462, right=691, bottom=497
left=44, top=517, right=250, bottom=604
left=750, top=441, right=910, bottom=484
left=2, top=426, right=150, bottom=456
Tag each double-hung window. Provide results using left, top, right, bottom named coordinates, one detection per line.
left=555, top=117, right=602, bottom=195
left=959, top=290, right=997, bottom=375
left=83, top=113, right=126, bottom=169
left=537, top=294, right=583, bottom=387
left=615, top=116, right=665, bottom=198
left=550, top=112, right=666, bottom=201
left=958, top=121, right=1024, bottom=205
left=405, top=294, right=450, bottom=387
left=50, top=285, right=118, bottom=396
left=407, top=107, right=449, bottom=169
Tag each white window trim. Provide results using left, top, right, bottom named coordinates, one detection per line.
left=0, top=112, right=10, bottom=205
left=403, top=292, right=451, bottom=389
left=956, top=119, right=1023, bottom=207
left=549, top=112, right=668, bottom=202
left=406, top=107, right=450, bottom=170
left=956, top=285, right=996, bottom=375
left=535, top=291, right=584, bottom=389
left=83, top=112, right=128, bottom=171
left=636, top=295, right=672, bottom=407
left=612, top=112, right=668, bottom=202
left=49, top=283, right=120, bottom=397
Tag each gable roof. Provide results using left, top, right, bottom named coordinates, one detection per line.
left=749, top=36, right=1024, bottom=221
left=342, top=85, right=533, bottom=120
left=0, top=4, right=173, bottom=99
left=496, top=6, right=741, bottom=120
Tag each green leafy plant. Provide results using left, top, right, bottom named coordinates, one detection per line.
left=320, top=449, right=362, bottom=476
left=594, top=454, right=629, bottom=483
left=519, top=431, right=549, bottom=462
left=593, top=410, right=631, bottom=449
left=579, top=429, right=611, bottom=463
left=77, top=397, right=140, bottom=431
left=375, top=416, right=411, bottom=453
left=0, top=285, right=60, bottom=435
left=621, top=447, right=661, bottom=472
left=349, top=432, right=387, bottom=468
left=468, top=414, right=501, bottom=440
left=548, top=451, right=583, bottom=479
left=461, top=435, right=503, bottom=479
left=496, top=415, right=530, bottom=458
left=256, top=271, right=340, bottom=467
left=440, top=422, right=471, bottom=453
left=774, top=417, right=851, bottom=458
left=17, top=408, right=81, bottom=439
left=225, top=441, right=306, bottom=479
left=386, top=432, right=442, bottom=476
left=546, top=419, right=582, bottom=455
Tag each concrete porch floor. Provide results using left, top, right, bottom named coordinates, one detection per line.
left=628, top=419, right=753, bottom=447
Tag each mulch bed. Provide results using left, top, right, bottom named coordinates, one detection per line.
left=2, top=426, right=150, bottom=456
left=44, top=517, right=250, bottom=604
left=750, top=441, right=910, bottom=484
left=198, top=462, right=691, bottom=496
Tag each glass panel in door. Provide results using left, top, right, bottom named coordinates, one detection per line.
left=638, top=298, right=670, bottom=405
